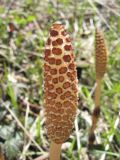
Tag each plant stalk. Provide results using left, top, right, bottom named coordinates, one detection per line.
left=50, top=141, right=62, bottom=160
left=88, top=78, right=101, bottom=146
left=92, top=78, right=101, bottom=130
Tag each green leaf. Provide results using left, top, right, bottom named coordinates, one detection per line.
left=0, top=6, right=5, bottom=13
left=36, top=117, right=42, bottom=144
left=4, top=138, right=21, bottom=160
left=0, top=125, right=15, bottom=140
left=27, top=15, right=36, bottom=22
left=7, top=82, right=18, bottom=109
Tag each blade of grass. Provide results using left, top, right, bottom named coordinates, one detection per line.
left=100, top=103, right=120, bottom=160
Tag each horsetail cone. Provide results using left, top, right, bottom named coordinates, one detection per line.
left=95, top=29, right=107, bottom=79
left=44, top=23, right=78, bottom=144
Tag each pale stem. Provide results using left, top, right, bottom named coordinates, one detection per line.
left=95, top=78, right=101, bottom=108
left=50, top=141, right=62, bottom=160
left=92, top=78, right=101, bottom=131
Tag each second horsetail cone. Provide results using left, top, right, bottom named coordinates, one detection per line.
left=95, top=29, right=107, bottom=79
left=88, top=28, right=108, bottom=147
left=44, top=23, right=78, bottom=144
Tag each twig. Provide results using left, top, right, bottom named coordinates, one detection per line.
left=20, top=108, right=45, bottom=159
left=20, top=116, right=41, bottom=160
left=22, top=98, right=30, bottom=160
left=87, top=0, right=114, bottom=31
left=90, top=83, right=97, bottom=97
left=94, top=0, right=120, bottom=16
left=19, top=96, right=41, bottom=114
left=3, top=102, right=43, bottom=152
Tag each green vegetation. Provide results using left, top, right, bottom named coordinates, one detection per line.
left=0, top=0, right=120, bottom=159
